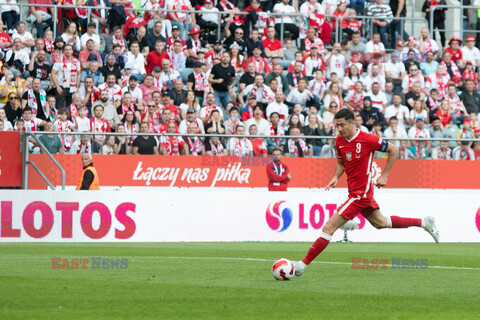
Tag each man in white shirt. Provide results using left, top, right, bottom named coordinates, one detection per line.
left=362, top=63, right=385, bottom=91
left=461, top=36, right=480, bottom=69
left=126, top=41, right=146, bottom=82
left=179, top=108, right=205, bottom=135
left=80, top=22, right=101, bottom=51
left=366, top=82, right=387, bottom=113
left=227, top=125, right=254, bottom=156
left=383, top=116, right=408, bottom=147
left=245, top=105, right=270, bottom=136
left=266, top=91, right=289, bottom=123
left=408, top=116, right=431, bottom=149
left=384, top=93, right=411, bottom=128
left=325, top=42, right=349, bottom=79
left=5, top=38, right=30, bottom=74
left=273, top=0, right=299, bottom=40
left=384, top=51, right=406, bottom=89
left=365, top=32, right=386, bottom=56
left=239, top=74, right=275, bottom=107
left=402, top=64, right=425, bottom=94
left=158, top=59, right=182, bottom=92
left=11, top=22, right=35, bottom=55
left=51, top=44, right=81, bottom=109
left=121, top=76, right=144, bottom=108
left=418, top=28, right=439, bottom=56
left=304, top=45, right=326, bottom=77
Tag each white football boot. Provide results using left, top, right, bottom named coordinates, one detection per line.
left=291, top=260, right=307, bottom=276
left=423, top=216, right=440, bottom=243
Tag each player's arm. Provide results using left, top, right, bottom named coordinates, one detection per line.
left=376, top=141, right=397, bottom=188
left=325, top=157, right=345, bottom=190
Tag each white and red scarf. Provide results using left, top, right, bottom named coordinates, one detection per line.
left=435, top=147, right=451, bottom=160
left=44, top=39, right=54, bottom=53
left=446, top=94, right=462, bottom=116
left=74, top=140, right=92, bottom=154
left=310, top=80, right=325, bottom=96
left=125, top=122, right=138, bottom=144
left=288, top=138, right=308, bottom=157
left=232, top=137, right=250, bottom=156
left=147, top=111, right=162, bottom=133
left=56, top=119, right=74, bottom=149
left=428, top=97, right=440, bottom=112
left=112, top=36, right=126, bottom=52
left=62, top=55, right=79, bottom=91
left=209, top=140, right=224, bottom=155
left=347, top=90, right=364, bottom=110
left=69, top=103, right=80, bottom=118
left=186, top=136, right=203, bottom=155
left=250, top=85, right=273, bottom=101
left=269, top=123, right=284, bottom=144
left=121, top=103, right=136, bottom=115
left=162, top=136, right=183, bottom=155
left=190, top=38, right=201, bottom=55
left=186, top=119, right=202, bottom=133
left=90, top=117, right=109, bottom=142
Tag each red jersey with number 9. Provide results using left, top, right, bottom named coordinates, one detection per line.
left=335, top=130, right=384, bottom=199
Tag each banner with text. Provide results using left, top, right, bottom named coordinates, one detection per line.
left=28, top=154, right=480, bottom=189
left=1, top=190, right=479, bottom=242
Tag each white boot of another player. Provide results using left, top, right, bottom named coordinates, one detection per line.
left=292, top=260, right=307, bottom=276
left=422, top=216, right=440, bottom=243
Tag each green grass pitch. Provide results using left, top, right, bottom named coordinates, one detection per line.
left=1, top=242, right=479, bottom=319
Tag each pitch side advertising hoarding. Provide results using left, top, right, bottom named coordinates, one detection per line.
left=1, top=190, right=479, bottom=242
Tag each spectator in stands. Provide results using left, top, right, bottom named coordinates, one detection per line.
left=287, top=61, right=304, bottom=92
left=146, top=21, right=167, bottom=52
left=286, top=78, right=314, bottom=109
left=408, top=116, right=431, bottom=150
left=209, top=52, right=236, bottom=109
left=51, top=44, right=81, bottom=109
left=445, top=37, right=463, bottom=64
left=418, top=28, right=440, bottom=56
left=227, top=125, right=253, bottom=156
left=303, top=113, right=326, bottom=156
left=240, top=74, right=274, bottom=109
left=460, top=79, right=480, bottom=115
left=1, top=0, right=19, bottom=33
left=301, top=27, right=325, bottom=55
left=39, top=121, right=64, bottom=154
left=363, top=64, right=385, bottom=91
left=284, top=126, right=310, bottom=157
left=405, top=82, right=426, bottom=110
left=166, top=0, right=197, bottom=38
left=359, top=96, right=385, bottom=131
left=348, top=32, right=366, bottom=59
left=80, top=40, right=103, bottom=70
left=223, top=106, right=243, bottom=135
left=430, top=140, right=451, bottom=160
left=385, top=93, right=410, bottom=128
left=245, top=105, right=270, bottom=135
left=365, top=32, right=387, bottom=57
left=419, top=51, right=438, bottom=78
left=205, top=134, right=227, bottom=156
left=132, top=122, right=158, bottom=155
left=160, top=121, right=188, bottom=155
left=452, top=141, right=475, bottom=160
left=402, top=64, right=425, bottom=94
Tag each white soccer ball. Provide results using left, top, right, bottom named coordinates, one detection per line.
left=272, top=258, right=295, bottom=281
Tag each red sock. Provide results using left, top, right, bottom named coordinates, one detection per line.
left=390, top=216, right=422, bottom=228
left=302, top=233, right=332, bottom=265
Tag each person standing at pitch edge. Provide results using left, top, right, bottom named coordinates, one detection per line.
left=290, top=109, right=439, bottom=276
left=76, top=153, right=100, bottom=190
left=266, top=148, right=291, bottom=191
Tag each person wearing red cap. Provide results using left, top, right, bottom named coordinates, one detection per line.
left=445, top=37, right=463, bottom=64
left=461, top=36, right=480, bottom=68
left=456, top=118, right=475, bottom=140
left=186, top=27, right=208, bottom=68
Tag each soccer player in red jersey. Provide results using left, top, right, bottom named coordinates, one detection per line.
left=291, top=109, right=439, bottom=276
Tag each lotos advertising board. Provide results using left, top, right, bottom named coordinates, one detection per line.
left=28, top=154, right=480, bottom=189
left=0, top=189, right=479, bottom=242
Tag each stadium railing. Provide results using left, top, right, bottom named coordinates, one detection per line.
left=14, top=2, right=431, bottom=47
left=429, top=5, right=480, bottom=41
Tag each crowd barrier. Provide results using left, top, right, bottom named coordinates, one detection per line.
left=0, top=189, right=478, bottom=242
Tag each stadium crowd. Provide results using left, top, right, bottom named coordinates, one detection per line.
left=0, top=0, right=480, bottom=160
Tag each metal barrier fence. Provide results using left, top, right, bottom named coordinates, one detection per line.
left=430, top=5, right=480, bottom=41
left=21, top=130, right=480, bottom=190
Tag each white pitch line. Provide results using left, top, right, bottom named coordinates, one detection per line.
left=150, top=256, right=480, bottom=271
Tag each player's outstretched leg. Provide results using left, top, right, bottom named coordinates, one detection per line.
left=385, top=215, right=440, bottom=243
left=292, top=213, right=348, bottom=276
